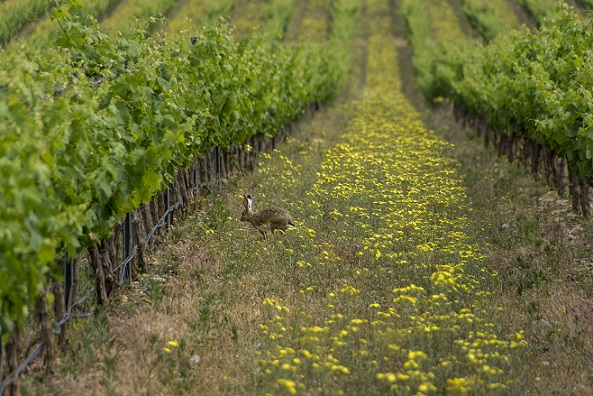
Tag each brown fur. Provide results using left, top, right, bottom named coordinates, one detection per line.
left=240, top=195, right=293, bottom=240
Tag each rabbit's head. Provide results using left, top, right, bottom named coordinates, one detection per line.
left=240, top=194, right=254, bottom=221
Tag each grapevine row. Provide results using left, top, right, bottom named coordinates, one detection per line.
left=458, top=0, right=521, bottom=42
left=400, top=0, right=469, bottom=100
left=0, top=0, right=66, bottom=45
left=261, top=0, right=298, bottom=40
left=404, top=3, right=593, bottom=214
left=11, top=0, right=121, bottom=46
left=516, top=0, right=565, bottom=23
left=0, top=0, right=358, bottom=340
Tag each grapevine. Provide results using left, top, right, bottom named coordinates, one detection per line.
left=0, top=3, right=352, bottom=339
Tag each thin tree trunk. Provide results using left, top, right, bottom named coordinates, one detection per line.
left=100, top=238, right=116, bottom=296
left=557, top=155, right=567, bottom=197
left=531, top=142, right=541, bottom=181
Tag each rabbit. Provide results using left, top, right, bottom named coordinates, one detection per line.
left=240, top=194, right=294, bottom=240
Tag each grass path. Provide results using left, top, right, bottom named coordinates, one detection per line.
left=161, top=0, right=237, bottom=37
left=230, top=0, right=273, bottom=38
left=99, top=0, right=179, bottom=36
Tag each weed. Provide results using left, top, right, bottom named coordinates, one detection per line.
left=204, top=196, right=232, bottom=230
left=146, top=277, right=163, bottom=306
left=101, top=355, right=118, bottom=396
left=198, top=306, right=210, bottom=322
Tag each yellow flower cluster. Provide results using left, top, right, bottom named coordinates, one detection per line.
left=251, top=0, right=526, bottom=394
left=163, top=339, right=179, bottom=354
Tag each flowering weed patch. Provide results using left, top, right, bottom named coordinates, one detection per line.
left=252, top=2, right=526, bottom=395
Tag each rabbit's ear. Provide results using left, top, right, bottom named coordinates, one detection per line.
left=243, top=195, right=249, bottom=209
left=246, top=195, right=253, bottom=211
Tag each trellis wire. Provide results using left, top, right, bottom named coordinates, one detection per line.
left=0, top=169, right=193, bottom=391
left=0, top=288, right=93, bottom=394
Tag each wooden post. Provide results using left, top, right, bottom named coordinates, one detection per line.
left=35, top=290, right=55, bottom=375
left=579, top=176, right=590, bottom=218
left=132, top=211, right=145, bottom=275
left=89, top=244, right=109, bottom=306
left=122, top=213, right=132, bottom=283
left=6, top=329, right=22, bottom=396
left=53, top=277, right=67, bottom=348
